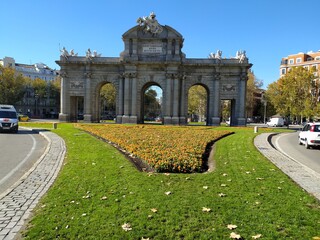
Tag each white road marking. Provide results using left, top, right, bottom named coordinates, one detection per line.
left=0, top=133, right=37, bottom=185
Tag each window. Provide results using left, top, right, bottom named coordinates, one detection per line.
left=296, top=58, right=302, bottom=63
left=315, top=56, right=320, bottom=61
left=289, top=59, right=294, bottom=64
left=281, top=68, right=286, bottom=75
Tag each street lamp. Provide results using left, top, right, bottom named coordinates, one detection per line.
left=263, top=100, right=267, bottom=124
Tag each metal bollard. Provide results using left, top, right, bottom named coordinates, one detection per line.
left=53, top=123, right=58, bottom=129
left=254, top=126, right=258, bottom=133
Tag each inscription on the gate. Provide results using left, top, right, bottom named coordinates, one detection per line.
left=142, top=44, right=162, bottom=54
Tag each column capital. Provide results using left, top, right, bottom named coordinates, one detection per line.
left=122, top=72, right=137, bottom=78
left=84, top=71, right=93, bottom=79
left=60, top=71, right=68, bottom=78
left=166, top=73, right=186, bottom=80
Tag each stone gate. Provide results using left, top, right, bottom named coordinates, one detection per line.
left=57, top=12, right=252, bottom=126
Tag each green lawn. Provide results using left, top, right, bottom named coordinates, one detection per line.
left=20, top=123, right=320, bottom=239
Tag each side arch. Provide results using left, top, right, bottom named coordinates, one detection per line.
left=186, top=82, right=210, bottom=125
left=91, top=75, right=119, bottom=122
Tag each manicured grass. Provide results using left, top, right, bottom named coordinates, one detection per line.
left=20, top=123, right=320, bottom=239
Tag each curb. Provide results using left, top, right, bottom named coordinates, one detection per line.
left=0, top=129, right=66, bottom=240
left=254, top=133, right=320, bottom=201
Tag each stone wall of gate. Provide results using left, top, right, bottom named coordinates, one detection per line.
left=56, top=13, right=252, bottom=126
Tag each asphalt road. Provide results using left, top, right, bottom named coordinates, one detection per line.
left=272, top=131, right=320, bottom=174
left=0, top=128, right=47, bottom=194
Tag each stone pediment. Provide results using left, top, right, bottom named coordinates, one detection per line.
left=120, top=14, right=185, bottom=62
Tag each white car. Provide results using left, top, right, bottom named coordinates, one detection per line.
left=298, top=123, right=320, bottom=149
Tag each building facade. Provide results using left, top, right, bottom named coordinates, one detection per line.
left=280, top=51, right=320, bottom=77
left=0, top=56, right=60, bottom=118
left=0, top=57, right=59, bottom=81
left=57, top=13, right=252, bottom=126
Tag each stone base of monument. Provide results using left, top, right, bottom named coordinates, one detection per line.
left=83, top=114, right=92, bottom=123
left=59, top=113, right=69, bottom=122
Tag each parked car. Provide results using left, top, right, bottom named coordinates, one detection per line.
left=0, top=104, right=19, bottom=133
left=298, top=122, right=320, bottom=149
left=18, top=114, right=30, bottom=122
left=267, top=117, right=284, bottom=127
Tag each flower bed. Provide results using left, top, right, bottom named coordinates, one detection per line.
left=76, top=124, right=232, bottom=173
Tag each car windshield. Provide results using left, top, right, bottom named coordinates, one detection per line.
left=314, top=125, right=320, bottom=132
left=0, top=111, right=17, bottom=119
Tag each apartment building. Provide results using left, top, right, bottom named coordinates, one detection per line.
left=0, top=56, right=60, bottom=118
left=0, top=56, right=58, bottom=81
left=280, top=51, right=320, bottom=77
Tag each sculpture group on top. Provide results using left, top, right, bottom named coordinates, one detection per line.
left=208, top=49, right=247, bottom=63
left=137, top=12, right=163, bottom=35
left=60, top=47, right=101, bottom=60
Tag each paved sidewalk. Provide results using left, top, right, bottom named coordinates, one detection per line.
left=0, top=130, right=66, bottom=240
left=254, top=133, right=320, bottom=201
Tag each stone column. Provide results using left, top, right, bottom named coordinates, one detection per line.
left=116, top=74, right=124, bottom=123
left=58, top=71, right=69, bottom=122
left=122, top=73, right=131, bottom=123
left=163, top=73, right=173, bottom=124
left=130, top=72, right=138, bottom=123
left=83, top=71, right=92, bottom=122
left=211, top=72, right=221, bottom=126
left=179, top=74, right=187, bottom=124
left=237, top=71, right=247, bottom=126
left=172, top=74, right=180, bottom=124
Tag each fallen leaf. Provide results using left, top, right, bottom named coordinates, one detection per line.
left=203, top=186, right=208, bottom=189
left=100, top=196, right=108, bottom=200
left=218, top=193, right=226, bottom=197
left=252, top=234, right=262, bottom=239
left=165, top=191, right=172, bottom=195
left=222, top=173, right=228, bottom=176
left=230, top=232, right=241, bottom=239
left=202, top=207, right=211, bottom=212
left=122, top=223, right=132, bottom=231
left=151, top=208, right=158, bottom=213
left=221, top=184, right=227, bottom=187
left=227, top=224, right=237, bottom=230
left=141, top=237, right=150, bottom=240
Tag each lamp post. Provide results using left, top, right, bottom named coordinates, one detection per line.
left=34, top=93, right=39, bottom=118
left=263, top=100, right=267, bottom=124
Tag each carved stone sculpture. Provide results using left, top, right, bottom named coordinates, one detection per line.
left=137, top=12, right=163, bottom=35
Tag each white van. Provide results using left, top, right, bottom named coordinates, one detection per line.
left=267, top=117, right=284, bottom=127
left=0, top=105, right=19, bottom=133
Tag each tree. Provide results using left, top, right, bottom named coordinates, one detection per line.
left=188, top=85, right=207, bottom=122
left=266, top=66, right=318, bottom=122
left=100, top=83, right=116, bottom=119
left=144, top=88, right=161, bottom=120
left=0, top=65, right=26, bottom=104
left=246, top=70, right=263, bottom=118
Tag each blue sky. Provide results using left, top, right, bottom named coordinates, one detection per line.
left=1, top=0, right=319, bottom=88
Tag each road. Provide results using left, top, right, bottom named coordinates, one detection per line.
left=0, top=128, right=47, bottom=194
left=272, top=131, right=320, bottom=174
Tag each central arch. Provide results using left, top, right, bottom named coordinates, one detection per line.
left=141, top=83, right=163, bottom=124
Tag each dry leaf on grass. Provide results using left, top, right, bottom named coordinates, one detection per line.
left=227, top=224, right=237, bottom=230
left=252, top=234, right=262, bottom=239
left=165, top=191, right=172, bottom=195
left=122, top=223, right=132, bottom=231
left=230, top=232, right=241, bottom=239
left=151, top=208, right=158, bottom=213
left=202, top=207, right=211, bottom=212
